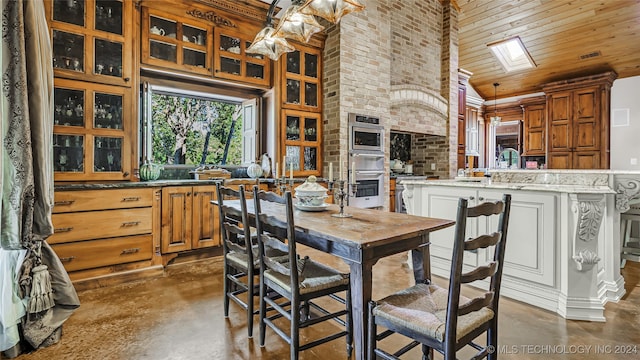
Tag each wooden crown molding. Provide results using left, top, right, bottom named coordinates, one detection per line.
left=542, top=71, right=618, bottom=93
left=193, top=0, right=271, bottom=23
left=186, top=9, right=237, bottom=28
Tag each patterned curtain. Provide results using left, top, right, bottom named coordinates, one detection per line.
left=1, top=0, right=79, bottom=357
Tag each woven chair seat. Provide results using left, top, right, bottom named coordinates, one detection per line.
left=226, top=246, right=288, bottom=271
left=373, top=283, right=494, bottom=342
left=265, top=258, right=349, bottom=295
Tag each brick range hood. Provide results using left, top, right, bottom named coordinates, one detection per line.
left=322, top=0, right=458, bottom=185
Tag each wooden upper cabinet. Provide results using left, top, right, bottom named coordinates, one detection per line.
left=543, top=71, right=616, bottom=169
left=141, top=7, right=213, bottom=76
left=213, top=27, right=271, bottom=87
left=45, top=0, right=134, bottom=87
left=457, top=82, right=466, bottom=168
left=53, top=78, right=132, bottom=181
left=281, top=109, right=322, bottom=177
left=573, top=87, right=600, bottom=151
left=547, top=92, right=572, bottom=153
left=521, top=97, right=546, bottom=156
left=281, top=44, right=322, bottom=112
left=278, top=42, right=323, bottom=177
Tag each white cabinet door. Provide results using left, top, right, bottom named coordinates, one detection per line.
left=479, top=189, right=557, bottom=287
left=424, top=187, right=478, bottom=266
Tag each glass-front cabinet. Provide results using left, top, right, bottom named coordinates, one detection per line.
left=281, top=45, right=321, bottom=112
left=214, top=28, right=270, bottom=87
left=281, top=110, right=321, bottom=177
left=141, top=7, right=212, bottom=76
left=45, top=0, right=133, bottom=87
left=53, top=78, right=131, bottom=180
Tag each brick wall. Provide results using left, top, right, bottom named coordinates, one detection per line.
left=322, top=0, right=458, bottom=207
left=323, top=0, right=392, bottom=181
left=441, top=0, right=459, bottom=179
left=412, top=134, right=449, bottom=177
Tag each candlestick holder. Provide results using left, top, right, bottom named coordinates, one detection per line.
left=275, top=176, right=294, bottom=195
left=328, top=179, right=357, bottom=218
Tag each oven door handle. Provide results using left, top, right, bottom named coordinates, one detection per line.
left=354, top=170, right=386, bottom=175
left=351, top=153, right=385, bottom=158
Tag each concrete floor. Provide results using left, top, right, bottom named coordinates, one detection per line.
left=11, top=248, right=640, bottom=360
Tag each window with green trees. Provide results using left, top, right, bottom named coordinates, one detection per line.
left=150, top=92, right=242, bottom=166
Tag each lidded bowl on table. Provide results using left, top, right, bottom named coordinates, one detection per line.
left=294, top=175, right=328, bottom=206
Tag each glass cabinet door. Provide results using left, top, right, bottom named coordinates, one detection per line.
left=94, top=38, right=123, bottom=78
left=53, top=78, right=131, bottom=181
left=142, top=8, right=211, bottom=75
left=95, top=0, right=123, bottom=35
left=94, top=92, right=123, bottom=129
left=52, top=30, right=85, bottom=73
left=281, top=110, right=321, bottom=176
left=282, top=45, right=321, bottom=111
left=52, top=0, right=85, bottom=27
left=54, top=87, right=86, bottom=127
left=214, top=28, right=270, bottom=87
left=94, top=137, right=123, bottom=172
left=46, top=0, right=132, bottom=87
left=141, top=8, right=211, bottom=75
left=53, top=134, right=84, bottom=173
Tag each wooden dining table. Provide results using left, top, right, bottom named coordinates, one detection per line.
left=224, top=199, right=454, bottom=360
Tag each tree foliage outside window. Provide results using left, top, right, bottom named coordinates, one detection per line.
left=151, top=93, right=242, bottom=166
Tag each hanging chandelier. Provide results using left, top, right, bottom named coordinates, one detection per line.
left=490, top=82, right=502, bottom=126
left=247, top=0, right=365, bottom=60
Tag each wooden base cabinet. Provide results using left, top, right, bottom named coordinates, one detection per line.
left=50, top=188, right=158, bottom=283
left=161, top=185, right=220, bottom=254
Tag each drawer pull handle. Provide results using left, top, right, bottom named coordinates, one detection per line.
left=121, top=248, right=141, bottom=255
left=55, top=227, right=74, bottom=233
left=121, top=221, right=140, bottom=227
left=478, top=197, right=484, bottom=201
left=468, top=196, right=475, bottom=201
left=60, top=256, right=76, bottom=262
left=122, top=197, right=140, bottom=202
left=54, top=200, right=75, bottom=206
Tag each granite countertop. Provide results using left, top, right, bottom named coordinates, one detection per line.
left=399, top=179, right=616, bottom=194
left=54, top=178, right=277, bottom=191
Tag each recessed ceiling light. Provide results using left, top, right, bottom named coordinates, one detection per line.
left=487, top=36, right=536, bottom=72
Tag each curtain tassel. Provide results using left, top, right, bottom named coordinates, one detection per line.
left=28, top=264, right=55, bottom=313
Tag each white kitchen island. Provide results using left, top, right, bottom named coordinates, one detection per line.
left=401, top=170, right=640, bottom=322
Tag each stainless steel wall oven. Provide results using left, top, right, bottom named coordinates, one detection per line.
left=348, top=113, right=385, bottom=208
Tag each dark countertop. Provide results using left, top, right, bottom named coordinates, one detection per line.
left=54, top=178, right=277, bottom=191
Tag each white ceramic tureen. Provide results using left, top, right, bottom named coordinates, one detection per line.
left=294, top=175, right=328, bottom=206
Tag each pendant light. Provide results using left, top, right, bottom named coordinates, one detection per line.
left=272, top=3, right=325, bottom=43
left=246, top=0, right=295, bottom=60
left=490, top=82, right=501, bottom=126
left=298, top=0, right=365, bottom=24
left=248, top=0, right=365, bottom=60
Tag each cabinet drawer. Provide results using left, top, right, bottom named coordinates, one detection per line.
left=50, top=207, right=152, bottom=244
left=51, top=235, right=153, bottom=272
left=54, top=188, right=154, bottom=213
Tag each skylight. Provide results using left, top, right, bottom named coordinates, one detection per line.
left=488, top=36, right=536, bottom=72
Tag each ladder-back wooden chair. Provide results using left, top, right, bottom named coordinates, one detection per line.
left=368, top=194, right=511, bottom=360
left=253, top=188, right=353, bottom=360
left=214, top=183, right=287, bottom=338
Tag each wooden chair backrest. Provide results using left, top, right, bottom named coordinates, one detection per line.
left=444, top=194, right=511, bottom=345
left=215, top=183, right=252, bottom=259
left=253, top=188, right=305, bottom=291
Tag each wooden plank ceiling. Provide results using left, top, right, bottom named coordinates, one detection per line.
left=458, top=0, right=640, bottom=100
